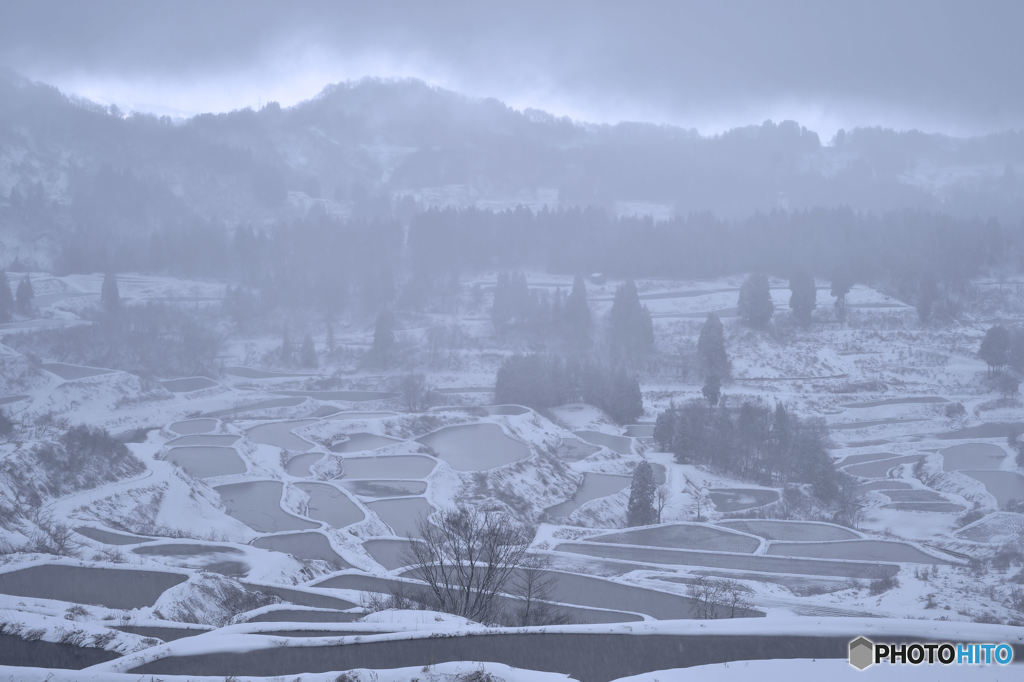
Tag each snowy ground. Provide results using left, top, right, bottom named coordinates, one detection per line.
left=0, top=271, right=1022, bottom=678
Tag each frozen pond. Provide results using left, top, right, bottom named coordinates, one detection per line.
left=203, top=397, right=305, bottom=418
left=363, top=538, right=420, bottom=569
left=341, top=480, right=427, bottom=498
left=842, top=396, right=947, bottom=408
left=330, top=433, right=401, bottom=453
left=342, top=455, right=437, bottom=479
left=366, top=497, right=433, bottom=537
left=961, top=470, right=1024, bottom=509
left=546, top=473, right=631, bottom=519
left=277, top=389, right=394, bottom=401
left=165, top=446, right=246, bottom=478
left=589, top=524, right=759, bottom=553
left=284, top=452, right=325, bottom=476
left=168, top=418, right=218, bottom=435
left=252, top=533, right=350, bottom=567
left=167, top=434, right=239, bottom=447
left=215, top=481, right=318, bottom=532
left=74, top=526, right=151, bottom=545
left=0, top=564, right=186, bottom=609
left=707, top=488, right=779, bottom=512
left=574, top=430, right=633, bottom=454
left=247, top=420, right=318, bottom=451
left=842, top=454, right=923, bottom=478
left=160, top=376, right=218, bottom=392
left=941, top=443, right=1006, bottom=471
left=295, top=482, right=364, bottom=527
left=41, top=362, right=113, bottom=380
left=418, top=424, right=530, bottom=471
left=767, top=540, right=946, bottom=564
left=717, top=520, right=860, bottom=541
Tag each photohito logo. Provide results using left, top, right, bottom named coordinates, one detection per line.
left=849, top=636, right=1014, bottom=670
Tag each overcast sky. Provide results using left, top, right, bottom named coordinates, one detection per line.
left=1, top=0, right=1021, bottom=138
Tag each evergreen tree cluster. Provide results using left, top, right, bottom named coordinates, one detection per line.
left=655, top=401, right=838, bottom=500
left=494, top=354, right=643, bottom=424
left=737, top=273, right=774, bottom=329
left=626, top=460, right=658, bottom=526
left=491, top=272, right=592, bottom=349
left=607, top=280, right=654, bottom=363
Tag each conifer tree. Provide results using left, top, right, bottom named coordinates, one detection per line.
left=15, top=275, right=33, bottom=316
left=371, top=309, right=396, bottom=367
left=564, top=274, right=592, bottom=349
left=737, top=273, right=773, bottom=329
left=101, top=272, right=121, bottom=315
left=702, top=374, right=721, bottom=407
left=697, top=313, right=730, bottom=379
left=788, top=271, right=816, bottom=326
left=0, top=271, right=12, bottom=322
left=608, top=280, right=654, bottom=362
left=627, top=460, right=657, bottom=526
left=300, top=334, right=318, bottom=368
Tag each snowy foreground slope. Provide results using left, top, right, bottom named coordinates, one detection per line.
left=0, top=272, right=1022, bottom=679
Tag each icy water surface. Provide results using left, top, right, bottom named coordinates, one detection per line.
left=419, top=423, right=530, bottom=471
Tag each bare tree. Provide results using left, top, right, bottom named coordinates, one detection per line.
left=509, top=557, right=569, bottom=626
left=398, top=373, right=431, bottom=412
left=687, top=576, right=753, bottom=619
left=405, top=507, right=531, bottom=623
left=655, top=484, right=669, bottom=523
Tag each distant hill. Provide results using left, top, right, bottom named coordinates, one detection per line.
left=1, top=69, right=1023, bottom=268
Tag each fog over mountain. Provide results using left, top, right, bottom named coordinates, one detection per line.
left=0, top=3, right=1023, bottom=680
left=2, top=0, right=1023, bottom=135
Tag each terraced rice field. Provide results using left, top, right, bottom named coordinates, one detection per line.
left=573, top=430, right=633, bottom=454
left=766, top=539, right=947, bottom=564
left=554, top=542, right=897, bottom=578
left=165, top=446, right=246, bottom=478
left=716, top=520, right=860, bottom=541
left=340, top=480, right=427, bottom=498
left=842, top=454, right=923, bottom=478
left=588, top=524, right=760, bottom=553
left=168, top=418, right=218, bottom=435
left=160, top=377, right=218, bottom=392
left=341, top=455, right=436, bottom=479
left=330, top=433, right=401, bottom=453
left=74, top=526, right=151, bottom=545
left=707, top=488, right=778, bottom=512
left=418, top=424, right=530, bottom=471
left=365, top=497, right=434, bottom=537
left=0, top=564, right=186, bottom=609
left=252, top=533, right=350, bottom=567
left=246, top=420, right=317, bottom=451
left=294, top=482, right=364, bottom=527
left=215, top=481, right=318, bottom=532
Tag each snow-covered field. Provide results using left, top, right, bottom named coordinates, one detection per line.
left=0, top=271, right=1022, bottom=679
